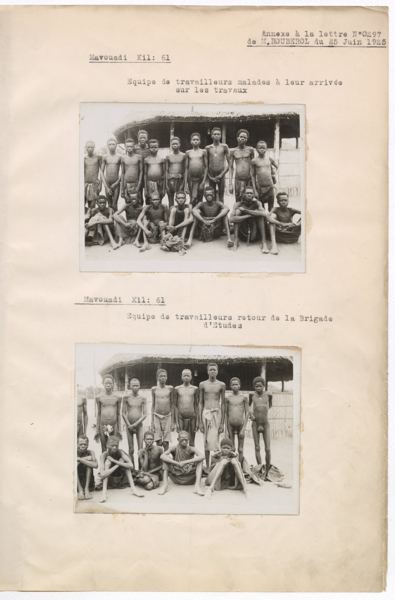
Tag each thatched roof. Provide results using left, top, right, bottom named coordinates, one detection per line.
left=99, top=353, right=293, bottom=381
left=113, top=106, right=299, bottom=140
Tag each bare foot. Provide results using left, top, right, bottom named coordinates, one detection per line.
left=193, top=488, right=205, bottom=496
left=84, top=490, right=93, bottom=500
left=243, top=490, right=251, bottom=500
left=270, top=244, right=278, bottom=255
left=204, top=488, right=213, bottom=499
left=157, top=485, right=168, bottom=495
left=131, top=489, right=144, bottom=498
left=111, top=242, right=120, bottom=251
left=185, top=240, right=193, bottom=249
left=99, top=493, right=107, bottom=503
left=118, top=238, right=124, bottom=248
left=133, top=239, right=142, bottom=248
left=77, top=491, right=85, bottom=500
left=232, top=241, right=239, bottom=252
left=261, top=244, right=269, bottom=254
left=139, top=243, right=151, bottom=253
left=227, top=240, right=234, bottom=248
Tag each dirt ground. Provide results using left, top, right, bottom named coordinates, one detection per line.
left=84, top=192, right=302, bottom=267
left=75, top=430, right=297, bottom=515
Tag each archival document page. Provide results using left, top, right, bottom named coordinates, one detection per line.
left=0, top=5, right=388, bottom=592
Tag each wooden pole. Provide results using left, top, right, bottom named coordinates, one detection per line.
left=170, top=122, right=175, bottom=145
left=125, top=366, right=129, bottom=391
left=261, top=360, right=267, bottom=388
left=222, top=123, right=226, bottom=144
left=274, top=117, right=280, bottom=162
left=281, top=373, right=285, bottom=392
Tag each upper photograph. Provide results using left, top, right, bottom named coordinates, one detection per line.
left=80, top=103, right=305, bottom=273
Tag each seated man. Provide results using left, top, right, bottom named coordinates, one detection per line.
left=168, top=191, right=196, bottom=248
left=135, top=430, right=164, bottom=490
left=204, top=438, right=249, bottom=499
left=113, top=192, right=144, bottom=247
left=192, top=186, right=233, bottom=247
left=137, top=194, right=170, bottom=252
left=229, top=186, right=269, bottom=253
left=95, top=435, right=144, bottom=503
left=84, top=196, right=120, bottom=250
left=158, top=430, right=204, bottom=496
left=76, top=435, right=98, bottom=501
left=266, top=192, right=301, bottom=254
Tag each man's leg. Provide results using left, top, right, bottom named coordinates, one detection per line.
left=126, top=427, right=135, bottom=466
left=123, top=465, right=144, bottom=497
left=232, top=210, right=242, bottom=251
left=168, top=191, right=175, bottom=209
left=237, top=429, right=246, bottom=464
left=133, top=226, right=143, bottom=248
left=185, top=218, right=197, bottom=248
left=269, top=223, right=278, bottom=255
left=104, top=225, right=120, bottom=250
left=99, top=459, right=111, bottom=502
left=99, top=426, right=107, bottom=453
left=222, top=215, right=234, bottom=248
left=230, top=458, right=249, bottom=497
left=204, top=459, right=227, bottom=499
left=227, top=422, right=236, bottom=450
left=218, top=176, right=226, bottom=202
left=157, top=463, right=170, bottom=495
left=136, top=424, right=144, bottom=453
left=189, top=416, right=196, bottom=447
left=77, top=470, right=85, bottom=500
left=193, top=461, right=204, bottom=496
left=251, top=421, right=262, bottom=465
left=84, top=467, right=93, bottom=500
left=256, top=216, right=269, bottom=254
left=262, top=422, right=271, bottom=478
left=139, top=217, right=152, bottom=252
left=111, top=184, right=120, bottom=212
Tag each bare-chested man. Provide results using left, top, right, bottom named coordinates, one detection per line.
left=151, top=369, right=175, bottom=451
left=166, top=137, right=187, bottom=208
left=134, top=130, right=151, bottom=202
left=113, top=192, right=144, bottom=248
left=225, top=377, right=249, bottom=464
left=135, top=430, right=164, bottom=490
left=158, top=430, right=204, bottom=496
left=121, top=138, right=143, bottom=202
left=137, top=194, right=170, bottom=252
left=94, top=374, right=123, bottom=452
left=97, top=436, right=143, bottom=503
left=84, top=141, right=102, bottom=211
left=229, top=185, right=269, bottom=253
left=266, top=192, right=302, bottom=255
left=174, top=369, right=199, bottom=446
left=249, top=376, right=272, bottom=478
left=186, top=133, right=208, bottom=207
left=199, top=363, right=226, bottom=470
left=144, top=139, right=166, bottom=204
left=192, top=186, right=233, bottom=247
left=101, top=138, right=122, bottom=211
left=84, top=196, right=120, bottom=250
left=122, top=378, right=147, bottom=467
left=77, top=393, right=88, bottom=438
left=76, top=435, right=98, bottom=500
left=205, top=127, right=230, bottom=202
left=250, top=141, right=278, bottom=212
left=204, top=437, right=249, bottom=500
left=229, top=129, right=255, bottom=202
left=168, top=191, right=196, bottom=248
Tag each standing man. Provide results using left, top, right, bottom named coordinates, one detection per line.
left=174, top=369, right=199, bottom=446
left=205, top=126, right=230, bottom=202
left=122, top=377, right=147, bottom=467
left=77, top=392, right=88, bottom=439
left=94, top=374, right=123, bottom=452
left=250, top=141, right=278, bottom=212
left=121, top=139, right=143, bottom=201
left=101, top=137, right=122, bottom=211
left=144, top=139, right=166, bottom=204
left=229, top=129, right=255, bottom=203
left=199, top=363, right=226, bottom=470
left=151, top=368, right=175, bottom=451
left=166, top=137, right=187, bottom=208
left=84, top=141, right=102, bottom=211
left=134, top=130, right=151, bottom=203
left=186, top=133, right=208, bottom=207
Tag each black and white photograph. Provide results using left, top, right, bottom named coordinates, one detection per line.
left=80, top=103, right=305, bottom=273
left=75, top=344, right=300, bottom=515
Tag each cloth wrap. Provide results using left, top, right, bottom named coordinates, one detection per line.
left=153, top=412, right=172, bottom=443
left=205, top=452, right=243, bottom=491
left=84, top=182, right=100, bottom=207
left=146, top=221, right=167, bottom=244
left=189, top=177, right=203, bottom=207
left=85, top=212, right=113, bottom=246
left=203, top=408, right=221, bottom=451
left=167, top=444, right=197, bottom=485
left=95, top=450, right=130, bottom=490
left=167, top=176, right=184, bottom=195
left=198, top=220, right=223, bottom=243
left=146, top=179, right=165, bottom=202
left=114, top=219, right=139, bottom=244
left=160, top=233, right=187, bottom=255
left=235, top=178, right=252, bottom=202
left=275, top=223, right=301, bottom=244
left=125, top=182, right=141, bottom=201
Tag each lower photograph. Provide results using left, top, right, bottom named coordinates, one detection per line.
left=75, top=344, right=301, bottom=515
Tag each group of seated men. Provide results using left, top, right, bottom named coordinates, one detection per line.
left=84, top=127, right=301, bottom=255
left=77, top=363, right=273, bottom=503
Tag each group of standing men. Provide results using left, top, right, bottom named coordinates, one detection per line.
left=77, top=363, right=273, bottom=503
left=84, top=127, right=301, bottom=254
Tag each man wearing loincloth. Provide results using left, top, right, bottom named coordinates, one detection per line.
left=134, top=130, right=151, bottom=203
left=225, top=377, right=250, bottom=464
left=186, top=133, right=208, bottom=207
left=121, top=138, right=143, bottom=202
left=135, top=430, right=164, bottom=490
left=250, top=141, right=278, bottom=212
left=229, top=129, right=255, bottom=202
left=158, top=430, right=204, bottom=496
left=144, top=139, right=166, bottom=204
left=77, top=392, right=88, bottom=439
left=76, top=435, right=98, bottom=500
left=166, top=137, right=187, bottom=208
left=229, top=185, right=269, bottom=253
left=168, top=191, right=196, bottom=249
left=84, top=140, right=102, bottom=211
left=151, top=369, right=175, bottom=452
left=122, top=378, right=147, bottom=467
left=137, top=194, right=170, bottom=252
left=266, top=192, right=301, bottom=255
left=249, top=376, right=272, bottom=478
left=96, top=436, right=144, bottom=503
left=198, top=363, right=226, bottom=470
left=204, top=438, right=249, bottom=499
left=101, top=137, right=122, bottom=211
left=174, top=369, right=199, bottom=446
left=192, top=187, right=233, bottom=247
left=113, top=192, right=143, bottom=248
left=84, top=196, right=120, bottom=250
left=205, top=127, right=230, bottom=202
left=94, top=374, right=123, bottom=452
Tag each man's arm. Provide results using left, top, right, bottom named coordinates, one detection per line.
left=163, top=204, right=170, bottom=224
left=113, top=204, right=129, bottom=225
left=239, top=200, right=267, bottom=218
left=228, top=150, right=235, bottom=193
left=229, top=203, right=250, bottom=224
left=82, top=398, right=88, bottom=434
left=107, top=450, right=134, bottom=469
left=250, top=160, right=258, bottom=196
left=182, top=446, right=204, bottom=465
left=201, top=150, right=208, bottom=188
left=174, top=207, right=194, bottom=231
left=100, top=157, right=110, bottom=193
left=137, top=205, right=151, bottom=236
left=182, top=154, right=188, bottom=190
left=199, top=383, right=204, bottom=432
left=151, top=388, right=156, bottom=430
left=165, top=156, right=169, bottom=191
left=241, top=395, right=250, bottom=437
left=122, top=397, right=132, bottom=428
left=168, top=206, right=177, bottom=228
left=219, top=383, right=226, bottom=433
left=111, top=159, right=122, bottom=189
left=170, top=386, right=175, bottom=430
left=266, top=210, right=291, bottom=227
left=131, top=397, right=147, bottom=429
left=99, top=453, right=119, bottom=479
left=211, top=201, right=230, bottom=222
left=137, top=156, right=143, bottom=189
left=120, top=158, right=125, bottom=196
left=143, top=158, right=149, bottom=194
left=192, top=203, right=206, bottom=224
left=194, top=387, right=200, bottom=429
left=160, top=446, right=179, bottom=466
left=94, top=398, right=101, bottom=441
left=117, top=398, right=123, bottom=440
left=174, top=387, right=180, bottom=431
left=77, top=450, right=98, bottom=469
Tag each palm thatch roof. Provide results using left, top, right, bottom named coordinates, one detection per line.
left=99, top=353, right=293, bottom=381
